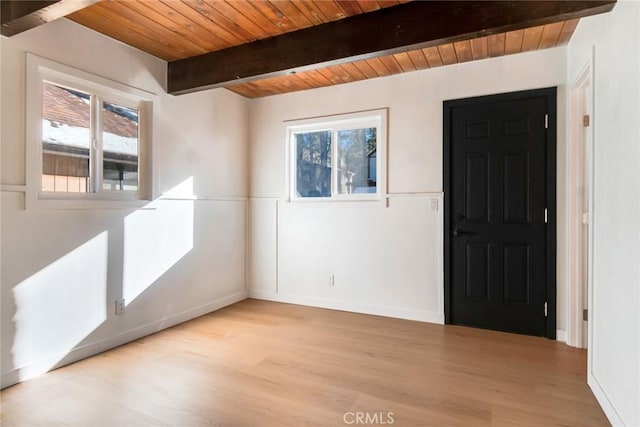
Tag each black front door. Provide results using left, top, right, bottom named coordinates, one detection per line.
left=444, top=88, right=556, bottom=338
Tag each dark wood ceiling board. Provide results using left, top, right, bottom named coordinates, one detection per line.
left=107, top=1, right=210, bottom=57
left=505, top=29, right=525, bottom=54
left=422, top=46, right=444, bottom=68
left=470, top=36, right=489, bottom=60
left=119, top=1, right=215, bottom=54
left=352, top=59, right=379, bottom=79
left=244, top=79, right=281, bottom=97
left=375, top=0, right=402, bottom=7
left=558, top=19, right=580, bottom=45
left=178, top=1, right=245, bottom=47
left=407, top=49, right=430, bottom=70
left=488, top=33, right=506, bottom=57
left=159, top=1, right=237, bottom=50
left=315, top=1, right=348, bottom=21
left=168, top=1, right=613, bottom=94
left=264, top=75, right=303, bottom=93
left=453, top=40, right=473, bottom=62
left=356, top=1, right=381, bottom=13
left=292, top=74, right=318, bottom=90
left=292, top=70, right=327, bottom=89
left=247, top=1, right=298, bottom=33
left=301, top=68, right=335, bottom=87
left=226, top=84, right=258, bottom=98
left=377, top=55, right=403, bottom=75
left=521, top=25, right=545, bottom=52
left=393, top=52, right=417, bottom=72
left=202, top=1, right=272, bottom=41
left=326, top=64, right=358, bottom=84
left=268, top=1, right=314, bottom=30
left=336, top=1, right=365, bottom=16
left=438, top=44, right=458, bottom=65
left=316, top=67, right=342, bottom=86
left=71, top=2, right=193, bottom=60
left=196, top=0, right=260, bottom=44
left=538, top=21, right=564, bottom=49
left=1, top=0, right=100, bottom=36
left=290, top=1, right=329, bottom=25
left=225, top=0, right=286, bottom=37
left=364, top=57, right=392, bottom=77
left=248, top=76, right=284, bottom=94
left=340, top=62, right=367, bottom=81
left=69, top=6, right=174, bottom=60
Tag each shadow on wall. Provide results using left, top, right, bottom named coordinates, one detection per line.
left=4, top=176, right=195, bottom=385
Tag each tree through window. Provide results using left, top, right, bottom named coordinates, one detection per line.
left=287, top=110, right=386, bottom=201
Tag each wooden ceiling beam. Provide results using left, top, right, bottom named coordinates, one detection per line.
left=168, top=0, right=615, bottom=95
left=1, top=0, right=100, bottom=37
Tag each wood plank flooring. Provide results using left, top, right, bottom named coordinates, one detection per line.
left=1, top=299, right=609, bottom=426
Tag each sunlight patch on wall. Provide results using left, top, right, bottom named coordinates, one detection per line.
left=123, top=177, right=194, bottom=304
left=12, top=231, right=109, bottom=381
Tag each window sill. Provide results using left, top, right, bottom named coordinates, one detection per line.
left=286, top=196, right=386, bottom=208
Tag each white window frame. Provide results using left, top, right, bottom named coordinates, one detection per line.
left=25, top=54, right=155, bottom=210
left=286, top=109, right=387, bottom=203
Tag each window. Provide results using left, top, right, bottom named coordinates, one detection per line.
left=26, top=54, right=153, bottom=208
left=287, top=109, right=386, bottom=202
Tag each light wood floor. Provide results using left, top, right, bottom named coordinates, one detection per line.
left=1, top=299, right=608, bottom=426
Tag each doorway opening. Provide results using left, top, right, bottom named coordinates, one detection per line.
left=567, top=61, right=593, bottom=348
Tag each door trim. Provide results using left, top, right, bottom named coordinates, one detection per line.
left=568, top=57, right=594, bottom=349
left=443, top=87, right=557, bottom=339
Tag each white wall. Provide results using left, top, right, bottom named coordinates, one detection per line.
left=0, top=19, right=250, bottom=388
left=249, top=48, right=569, bottom=326
left=567, top=2, right=640, bottom=425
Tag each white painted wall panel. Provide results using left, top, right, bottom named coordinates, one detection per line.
left=275, top=196, right=443, bottom=322
left=249, top=48, right=568, bottom=326
left=249, top=199, right=278, bottom=293
left=0, top=19, right=249, bottom=387
left=567, top=2, right=640, bottom=425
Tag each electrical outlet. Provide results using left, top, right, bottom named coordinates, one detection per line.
left=115, top=298, right=125, bottom=315
left=329, top=275, right=335, bottom=286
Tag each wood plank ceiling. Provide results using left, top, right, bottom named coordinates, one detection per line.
left=65, top=1, right=580, bottom=98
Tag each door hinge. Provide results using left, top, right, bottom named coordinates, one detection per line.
left=544, top=208, right=548, bottom=223
left=583, top=308, right=588, bottom=321
left=545, top=113, right=549, bottom=129
left=544, top=302, right=548, bottom=317
left=583, top=114, right=590, bottom=127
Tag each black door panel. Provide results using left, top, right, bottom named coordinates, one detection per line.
left=444, top=89, right=556, bottom=337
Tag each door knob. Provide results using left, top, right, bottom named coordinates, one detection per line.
left=453, top=229, right=472, bottom=237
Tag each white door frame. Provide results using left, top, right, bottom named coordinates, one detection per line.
left=567, top=55, right=595, bottom=349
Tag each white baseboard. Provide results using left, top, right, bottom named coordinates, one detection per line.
left=588, top=372, right=626, bottom=426
left=1, top=291, right=247, bottom=389
left=249, top=290, right=444, bottom=324
left=556, top=329, right=567, bottom=343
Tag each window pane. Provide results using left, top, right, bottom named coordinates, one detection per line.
left=295, top=130, right=332, bottom=198
left=102, top=101, right=139, bottom=191
left=41, top=82, right=90, bottom=192
left=337, top=127, right=377, bottom=195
